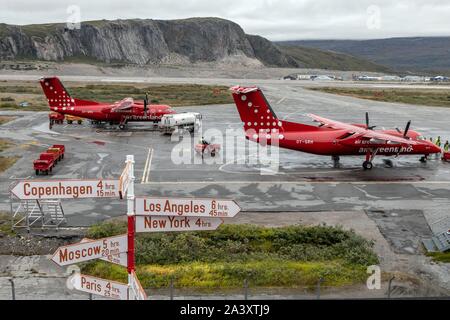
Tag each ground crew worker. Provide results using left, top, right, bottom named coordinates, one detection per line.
left=444, top=141, right=449, bottom=152
left=435, top=136, right=442, bottom=148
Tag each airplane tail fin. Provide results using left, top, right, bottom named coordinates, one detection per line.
left=39, top=77, right=99, bottom=110
left=230, top=86, right=317, bottom=135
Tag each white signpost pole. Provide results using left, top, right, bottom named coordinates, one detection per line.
left=125, top=155, right=137, bottom=300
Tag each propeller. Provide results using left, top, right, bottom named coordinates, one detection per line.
left=403, top=120, right=411, bottom=138
left=365, top=112, right=376, bottom=130
left=144, top=93, right=148, bottom=115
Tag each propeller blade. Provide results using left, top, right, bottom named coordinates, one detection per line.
left=366, top=112, right=369, bottom=128
left=403, top=121, right=411, bottom=138
left=395, top=127, right=402, bottom=134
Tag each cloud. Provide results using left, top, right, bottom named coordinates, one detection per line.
left=1, top=0, right=450, bottom=40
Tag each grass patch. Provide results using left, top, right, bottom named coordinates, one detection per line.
left=309, top=87, right=450, bottom=108
left=427, top=251, right=450, bottom=263
left=0, top=116, right=15, bottom=125
left=0, top=139, right=18, bottom=172
left=0, top=212, right=17, bottom=236
left=83, top=223, right=378, bottom=289
left=0, top=81, right=232, bottom=110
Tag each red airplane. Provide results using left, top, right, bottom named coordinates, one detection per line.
left=230, top=86, right=442, bottom=170
left=39, top=77, right=176, bottom=129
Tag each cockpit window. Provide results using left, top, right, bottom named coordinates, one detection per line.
left=417, top=136, right=426, bottom=141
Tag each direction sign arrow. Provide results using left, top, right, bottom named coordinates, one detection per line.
left=135, top=197, right=241, bottom=218
left=136, top=215, right=223, bottom=233
left=10, top=179, right=120, bottom=200
left=69, top=273, right=128, bottom=300
left=52, top=234, right=127, bottom=266
left=129, top=270, right=147, bottom=300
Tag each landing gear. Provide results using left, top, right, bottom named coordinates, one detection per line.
left=420, top=155, right=428, bottom=163
left=362, top=149, right=378, bottom=170
left=363, top=161, right=373, bottom=170
left=332, top=155, right=340, bottom=168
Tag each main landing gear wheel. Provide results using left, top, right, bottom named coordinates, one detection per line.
left=420, top=156, right=427, bottom=163
left=363, top=161, right=373, bottom=170
left=119, top=124, right=126, bottom=130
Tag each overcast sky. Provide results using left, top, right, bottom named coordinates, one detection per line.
left=1, top=0, right=450, bottom=40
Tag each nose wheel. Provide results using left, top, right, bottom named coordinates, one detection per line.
left=363, top=161, right=373, bottom=170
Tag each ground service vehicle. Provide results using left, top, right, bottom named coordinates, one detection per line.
left=195, top=143, right=221, bottom=157
left=159, top=112, right=202, bottom=134
left=33, top=153, right=55, bottom=175
left=46, top=145, right=65, bottom=162
left=65, top=115, right=84, bottom=124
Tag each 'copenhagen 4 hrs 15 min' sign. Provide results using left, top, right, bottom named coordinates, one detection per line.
left=10, top=179, right=120, bottom=200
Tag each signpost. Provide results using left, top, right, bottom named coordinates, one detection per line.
left=135, top=197, right=241, bottom=218
left=51, top=234, right=127, bottom=266
left=10, top=179, right=119, bottom=200
left=68, top=273, right=128, bottom=300
left=42, top=154, right=242, bottom=300
left=136, top=215, right=223, bottom=233
left=129, top=270, right=147, bottom=300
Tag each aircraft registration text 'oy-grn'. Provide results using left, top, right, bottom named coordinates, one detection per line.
left=135, top=197, right=241, bottom=218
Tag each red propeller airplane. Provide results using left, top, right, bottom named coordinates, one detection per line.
left=230, top=86, right=442, bottom=170
left=39, top=77, right=176, bottom=129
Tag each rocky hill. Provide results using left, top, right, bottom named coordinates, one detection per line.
left=0, top=18, right=296, bottom=67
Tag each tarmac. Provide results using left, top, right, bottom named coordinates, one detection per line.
left=0, top=79, right=449, bottom=298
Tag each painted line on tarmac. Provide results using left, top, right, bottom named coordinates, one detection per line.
left=141, top=148, right=153, bottom=184
left=142, top=180, right=450, bottom=186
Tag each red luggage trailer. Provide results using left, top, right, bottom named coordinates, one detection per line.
left=33, top=153, right=55, bottom=175
left=442, top=152, right=450, bottom=162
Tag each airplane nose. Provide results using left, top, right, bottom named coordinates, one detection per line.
left=430, top=143, right=442, bottom=154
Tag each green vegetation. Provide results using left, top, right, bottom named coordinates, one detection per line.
left=0, top=116, right=14, bottom=125
left=0, top=212, right=17, bottom=236
left=427, top=251, right=450, bottom=263
left=279, top=45, right=391, bottom=73
left=70, top=84, right=232, bottom=106
left=0, top=139, right=18, bottom=172
left=309, top=87, right=450, bottom=108
left=0, top=81, right=232, bottom=110
left=83, top=222, right=378, bottom=289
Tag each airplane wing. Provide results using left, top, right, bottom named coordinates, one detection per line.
left=111, top=98, right=135, bottom=111
left=306, top=114, right=418, bottom=145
